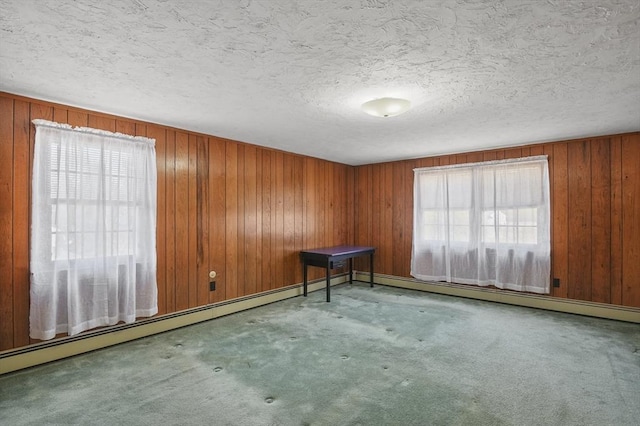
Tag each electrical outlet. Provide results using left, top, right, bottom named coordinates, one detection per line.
left=553, top=278, right=560, bottom=288
left=209, top=281, right=216, bottom=291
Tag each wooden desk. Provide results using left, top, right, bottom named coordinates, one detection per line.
left=300, top=245, right=376, bottom=302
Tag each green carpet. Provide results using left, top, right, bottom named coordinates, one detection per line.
left=1, top=283, right=639, bottom=425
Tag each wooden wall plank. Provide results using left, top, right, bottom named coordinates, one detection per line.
left=28, top=104, right=53, bottom=344
left=53, top=107, right=68, bottom=124
left=12, top=100, right=30, bottom=348
left=324, top=162, right=332, bottom=248
left=303, top=157, right=316, bottom=248
left=87, top=114, right=115, bottom=132
left=188, top=134, right=198, bottom=307
left=542, top=144, right=556, bottom=297
left=392, top=161, right=405, bottom=276
left=466, top=152, right=484, bottom=163
left=346, top=166, right=355, bottom=246
left=135, top=123, right=147, bottom=137
left=275, top=152, right=285, bottom=287
left=243, top=145, right=257, bottom=296
left=261, top=150, right=272, bottom=292
left=590, top=139, right=611, bottom=303
left=174, top=132, right=189, bottom=310
left=455, top=153, right=468, bottom=164
left=371, top=164, right=382, bottom=273
left=567, top=140, right=592, bottom=301
left=404, top=160, right=419, bottom=277
left=530, top=145, right=544, bottom=156
left=236, top=145, right=246, bottom=296
left=225, top=141, right=238, bottom=299
left=551, top=143, right=570, bottom=298
left=283, top=154, right=296, bottom=286
left=196, top=136, right=210, bottom=306
left=293, top=156, right=304, bottom=284
left=209, top=137, right=226, bottom=303
left=254, top=149, right=263, bottom=294
left=483, top=151, right=498, bottom=161
left=163, top=130, right=176, bottom=313
left=610, top=137, right=623, bottom=305
left=316, top=160, right=327, bottom=250
left=553, top=143, right=571, bottom=297
left=382, top=163, right=394, bottom=274
left=504, top=147, right=522, bottom=159
left=0, top=97, right=15, bottom=350
left=270, top=153, right=279, bottom=284
left=621, top=134, right=640, bottom=307
left=354, top=165, right=372, bottom=271
left=115, top=120, right=135, bottom=135
left=67, top=110, right=88, bottom=127
left=147, top=126, right=168, bottom=315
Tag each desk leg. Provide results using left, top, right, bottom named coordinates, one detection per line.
left=349, top=258, right=353, bottom=284
left=369, top=253, right=374, bottom=288
left=303, top=260, right=308, bottom=297
left=326, top=262, right=331, bottom=302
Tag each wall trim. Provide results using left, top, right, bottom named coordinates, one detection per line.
left=357, top=272, right=640, bottom=323
left=3, top=272, right=638, bottom=375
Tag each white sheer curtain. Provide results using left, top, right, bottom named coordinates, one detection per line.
left=30, top=119, right=158, bottom=340
left=411, top=156, right=550, bottom=294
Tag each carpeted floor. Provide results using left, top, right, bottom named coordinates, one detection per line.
left=1, top=283, right=639, bottom=425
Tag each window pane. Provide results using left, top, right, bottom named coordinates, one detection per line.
left=482, top=226, right=495, bottom=243
left=518, top=207, right=537, bottom=225
left=451, top=225, right=469, bottom=242
left=518, top=227, right=537, bottom=244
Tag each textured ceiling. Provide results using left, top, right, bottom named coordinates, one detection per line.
left=1, top=0, right=639, bottom=165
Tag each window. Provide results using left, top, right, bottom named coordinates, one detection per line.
left=411, top=156, right=550, bottom=294
left=30, top=120, right=158, bottom=340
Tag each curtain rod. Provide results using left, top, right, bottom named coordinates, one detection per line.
left=413, top=155, right=548, bottom=172
left=32, top=119, right=155, bottom=146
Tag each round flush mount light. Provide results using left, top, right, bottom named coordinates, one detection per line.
left=361, top=97, right=411, bottom=118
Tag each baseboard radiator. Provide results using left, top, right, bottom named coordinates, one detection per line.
left=2, top=272, right=638, bottom=375
left=372, top=272, right=640, bottom=324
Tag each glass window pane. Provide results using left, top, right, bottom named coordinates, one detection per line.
left=519, top=227, right=537, bottom=244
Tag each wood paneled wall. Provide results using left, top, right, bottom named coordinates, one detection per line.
left=0, top=93, right=354, bottom=351
left=1, top=91, right=638, bottom=352
left=354, top=134, right=640, bottom=308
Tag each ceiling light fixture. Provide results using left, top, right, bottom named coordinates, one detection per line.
left=361, top=97, right=411, bottom=118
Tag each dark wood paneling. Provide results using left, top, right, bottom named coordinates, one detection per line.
left=163, top=129, right=176, bottom=314
left=13, top=101, right=30, bottom=348
left=283, top=153, right=296, bottom=287
left=552, top=143, right=569, bottom=299
left=149, top=125, right=168, bottom=315
left=567, top=141, right=592, bottom=301
left=188, top=134, right=198, bottom=307
left=293, top=156, right=304, bottom=284
left=381, top=163, right=394, bottom=274
left=225, top=141, right=239, bottom=300
left=621, top=134, right=640, bottom=307
left=1, top=91, right=637, bottom=352
left=0, top=96, right=14, bottom=350
left=261, top=150, right=272, bottom=292
left=353, top=134, right=640, bottom=308
left=610, top=137, right=623, bottom=305
left=243, top=145, right=257, bottom=297
left=590, top=139, right=611, bottom=303
left=209, top=137, right=226, bottom=303
left=175, top=132, right=190, bottom=310
left=196, top=136, right=210, bottom=306
left=274, top=152, right=285, bottom=288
